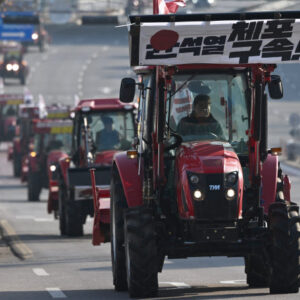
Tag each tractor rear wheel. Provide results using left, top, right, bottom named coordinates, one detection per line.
left=65, top=190, right=83, bottom=236
left=110, top=170, right=127, bottom=291
left=124, top=206, right=158, bottom=298
left=245, top=255, right=268, bottom=287
left=27, top=172, right=42, bottom=201
left=269, top=202, right=300, bottom=294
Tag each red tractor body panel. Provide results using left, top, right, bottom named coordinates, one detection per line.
left=94, top=150, right=118, bottom=165
left=113, top=152, right=143, bottom=208
left=261, top=154, right=278, bottom=215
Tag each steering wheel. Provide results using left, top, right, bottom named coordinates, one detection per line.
left=165, top=132, right=183, bottom=151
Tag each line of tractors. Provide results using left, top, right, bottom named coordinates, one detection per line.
left=0, top=2, right=300, bottom=299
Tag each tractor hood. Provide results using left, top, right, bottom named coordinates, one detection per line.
left=176, top=141, right=240, bottom=174
left=176, top=141, right=244, bottom=221
left=47, top=150, right=69, bottom=165
left=94, top=150, right=119, bottom=165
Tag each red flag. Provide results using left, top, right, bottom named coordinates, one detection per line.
left=158, top=0, right=186, bottom=14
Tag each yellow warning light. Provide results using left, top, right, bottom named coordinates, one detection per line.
left=30, top=152, right=37, bottom=157
left=270, top=147, right=282, bottom=156
left=127, top=150, right=138, bottom=159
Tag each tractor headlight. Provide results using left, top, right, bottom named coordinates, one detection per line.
left=6, top=64, right=13, bottom=71
left=50, top=165, right=56, bottom=172
left=193, top=189, right=205, bottom=201
left=225, top=188, right=236, bottom=200
left=12, top=64, right=19, bottom=71
left=225, top=172, right=238, bottom=185
left=32, top=32, right=39, bottom=40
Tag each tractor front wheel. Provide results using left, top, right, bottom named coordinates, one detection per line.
left=13, top=154, right=21, bottom=177
left=124, top=206, right=158, bottom=298
left=245, top=255, right=268, bottom=287
left=268, top=202, right=300, bottom=294
left=65, top=190, right=83, bottom=237
left=110, top=170, right=127, bottom=291
left=27, top=172, right=42, bottom=201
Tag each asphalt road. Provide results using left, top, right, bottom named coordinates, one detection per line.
left=1, top=1, right=300, bottom=299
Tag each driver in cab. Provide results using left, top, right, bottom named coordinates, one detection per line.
left=96, top=116, right=120, bottom=150
left=177, top=94, right=223, bottom=139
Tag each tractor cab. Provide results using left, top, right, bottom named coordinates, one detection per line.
left=0, top=93, right=24, bottom=141
left=27, top=117, right=73, bottom=202
left=110, top=11, right=300, bottom=298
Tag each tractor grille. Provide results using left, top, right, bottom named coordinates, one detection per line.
left=189, top=173, right=238, bottom=221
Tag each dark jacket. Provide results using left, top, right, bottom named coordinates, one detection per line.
left=177, top=113, right=224, bottom=138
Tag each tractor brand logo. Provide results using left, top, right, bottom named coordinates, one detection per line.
left=209, top=185, right=221, bottom=191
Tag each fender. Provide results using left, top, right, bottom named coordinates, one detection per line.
left=261, top=154, right=278, bottom=215
left=113, top=152, right=143, bottom=207
left=58, top=157, right=71, bottom=187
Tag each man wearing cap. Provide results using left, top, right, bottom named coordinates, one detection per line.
left=177, top=94, right=223, bottom=138
left=96, top=116, right=120, bottom=150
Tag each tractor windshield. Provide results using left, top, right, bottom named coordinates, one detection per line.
left=33, top=132, right=72, bottom=154
left=2, top=104, right=18, bottom=117
left=168, top=72, right=249, bottom=155
left=84, top=110, right=135, bottom=152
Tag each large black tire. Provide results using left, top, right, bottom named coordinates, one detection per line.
left=124, top=206, right=158, bottom=298
left=110, top=170, right=128, bottom=291
left=20, top=73, right=26, bottom=85
left=27, top=172, right=42, bottom=201
left=58, top=184, right=67, bottom=236
left=65, top=189, right=84, bottom=237
left=245, top=255, right=268, bottom=287
left=268, top=202, right=300, bottom=294
left=13, top=154, right=21, bottom=177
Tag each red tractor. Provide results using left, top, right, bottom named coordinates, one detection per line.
left=0, top=93, right=24, bottom=142
left=91, top=9, right=300, bottom=298
left=26, top=106, right=72, bottom=202
left=58, top=98, right=136, bottom=237
left=12, top=103, right=41, bottom=177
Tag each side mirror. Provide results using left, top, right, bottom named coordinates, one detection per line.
left=120, top=78, right=136, bottom=103
left=268, top=75, right=283, bottom=99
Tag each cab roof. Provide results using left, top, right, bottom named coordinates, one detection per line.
left=74, top=98, right=136, bottom=112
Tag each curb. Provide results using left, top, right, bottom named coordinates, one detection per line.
left=0, top=220, right=32, bottom=260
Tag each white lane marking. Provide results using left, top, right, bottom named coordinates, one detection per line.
left=86, top=59, right=92, bottom=65
left=46, top=288, right=67, bottom=298
left=16, top=215, right=35, bottom=219
left=82, top=65, right=87, bottom=71
left=34, top=218, right=53, bottom=222
left=101, top=46, right=109, bottom=51
left=33, top=268, right=49, bottom=276
left=164, top=260, right=173, bottom=264
left=220, top=280, right=246, bottom=284
left=160, top=282, right=191, bottom=289
left=101, top=87, right=111, bottom=94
